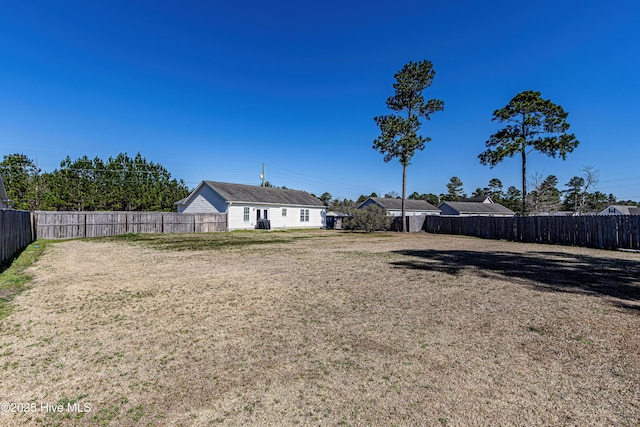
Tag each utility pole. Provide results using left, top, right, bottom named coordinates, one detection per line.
left=260, top=163, right=265, bottom=187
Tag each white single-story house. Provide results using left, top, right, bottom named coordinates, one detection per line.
left=598, top=205, right=640, bottom=215
left=357, top=197, right=440, bottom=216
left=175, top=181, right=326, bottom=230
left=438, top=200, right=515, bottom=217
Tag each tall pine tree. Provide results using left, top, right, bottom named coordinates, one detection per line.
left=373, top=60, right=444, bottom=230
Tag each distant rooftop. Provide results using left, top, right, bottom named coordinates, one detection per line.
left=361, top=197, right=439, bottom=211
left=438, top=201, right=514, bottom=215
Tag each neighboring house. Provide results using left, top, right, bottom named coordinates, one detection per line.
left=175, top=181, right=326, bottom=230
left=0, top=176, right=10, bottom=209
left=598, top=205, right=640, bottom=216
left=357, top=197, right=440, bottom=216
left=438, top=201, right=515, bottom=217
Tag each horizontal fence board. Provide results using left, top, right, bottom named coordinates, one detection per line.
left=0, top=210, right=34, bottom=263
left=34, top=211, right=227, bottom=239
left=86, top=212, right=128, bottom=237
left=423, top=215, right=640, bottom=250
left=194, top=213, right=227, bottom=233
left=34, top=211, right=85, bottom=239
left=162, top=213, right=195, bottom=234
left=127, top=212, right=163, bottom=234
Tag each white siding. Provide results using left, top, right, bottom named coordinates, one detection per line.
left=178, top=194, right=218, bottom=213
left=438, top=204, right=458, bottom=216
left=227, top=204, right=325, bottom=231
left=228, top=205, right=254, bottom=230
left=179, top=185, right=228, bottom=214
left=599, top=206, right=633, bottom=215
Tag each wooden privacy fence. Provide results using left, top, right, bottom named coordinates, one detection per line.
left=34, top=211, right=227, bottom=239
left=390, top=215, right=431, bottom=232
left=1, top=210, right=34, bottom=263
left=423, top=215, right=640, bottom=250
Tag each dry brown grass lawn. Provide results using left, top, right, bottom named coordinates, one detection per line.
left=1, top=230, right=639, bottom=426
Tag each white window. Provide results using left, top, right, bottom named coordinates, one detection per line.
left=243, top=207, right=250, bottom=222
left=300, top=209, right=309, bottom=222
left=609, top=207, right=615, bottom=213
left=282, top=208, right=287, bottom=217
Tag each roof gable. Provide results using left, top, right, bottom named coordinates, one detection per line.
left=203, top=181, right=325, bottom=207
left=600, top=205, right=640, bottom=215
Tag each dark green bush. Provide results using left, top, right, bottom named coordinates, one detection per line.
left=343, top=205, right=391, bottom=232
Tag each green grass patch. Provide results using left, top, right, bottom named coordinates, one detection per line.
left=527, top=325, right=550, bottom=335
left=573, top=335, right=593, bottom=346
left=91, top=403, right=120, bottom=426
left=126, top=404, right=146, bottom=422
left=0, top=241, right=52, bottom=322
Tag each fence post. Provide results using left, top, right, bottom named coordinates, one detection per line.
left=31, top=212, right=36, bottom=241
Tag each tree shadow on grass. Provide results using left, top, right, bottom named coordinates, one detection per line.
left=390, top=249, right=640, bottom=305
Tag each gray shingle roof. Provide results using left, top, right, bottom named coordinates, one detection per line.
left=459, top=196, right=492, bottom=203
left=364, top=197, right=439, bottom=211
left=439, top=201, right=515, bottom=215
left=204, top=181, right=325, bottom=207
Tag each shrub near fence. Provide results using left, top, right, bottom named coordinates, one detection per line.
left=33, top=211, right=227, bottom=239
left=0, top=210, right=34, bottom=264
left=423, top=215, right=640, bottom=250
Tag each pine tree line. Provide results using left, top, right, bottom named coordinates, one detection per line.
left=0, top=153, right=190, bottom=211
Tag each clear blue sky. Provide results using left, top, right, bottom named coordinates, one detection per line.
left=2, top=0, right=639, bottom=201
